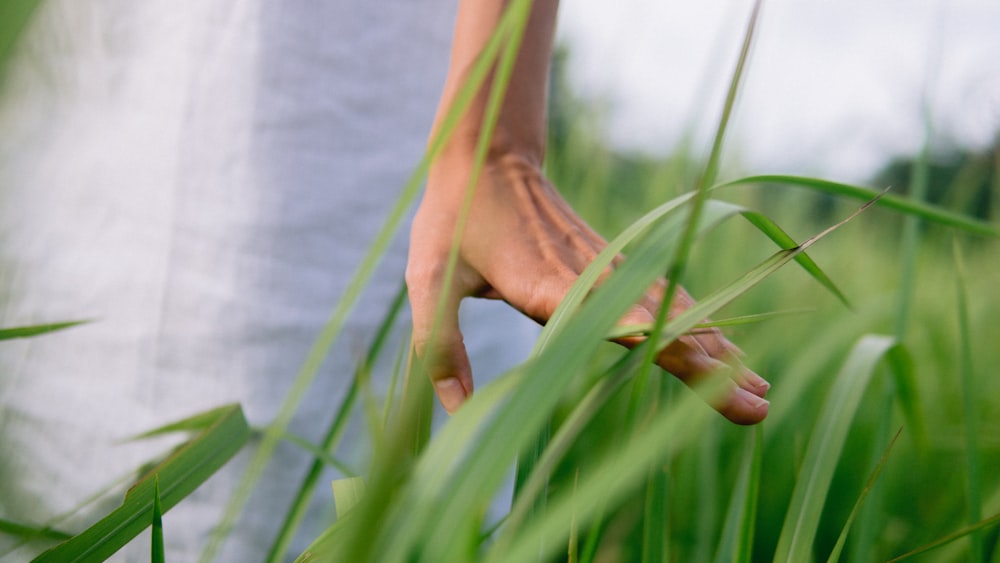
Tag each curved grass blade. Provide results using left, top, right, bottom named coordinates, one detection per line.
left=887, top=511, right=1000, bottom=562
left=771, top=335, right=901, bottom=563
left=34, top=405, right=249, bottom=563
left=718, top=175, right=1000, bottom=237
left=653, top=194, right=881, bottom=355
left=0, top=321, right=89, bottom=341
left=541, top=198, right=845, bottom=353
left=824, top=427, right=903, bottom=563
left=125, top=404, right=241, bottom=441
left=739, top=210, right=849, bottom=307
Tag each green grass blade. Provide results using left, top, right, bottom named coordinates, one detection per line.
left=886, top=511, right=1000, bottom=562
left=825, top=427, right=903, bottom=563
left=33, top=405, right=249, bottom=563
left=0, top=520, right=72, bottom=543
left=151, top=477, right=164, bottom=563
left=771, top=335, right=899, bottom=563
left=641, top=466, right=670, bottom=563
left=739, top=210, right=850, bottom=307
left=955, top=240, right=985, bottom=561
left=882, top=342, right=926, bottom=450
left=0, top=320, right=89, bottom=341
left=264, top=283, right=407, bottom=563
left=653, top=195, right=880, bottom=354
left=125, top=404, right=242, bottom=441
left=714, top=426, right=762, bottom=563
left=484, top=377, right=724, bottom=563
left=276, top=432, right=357, bottom=477
left=718, top=175, right=1000, bottom=237
left=0, top=0, right=42, bottom=68
left=331, top=478, right=366, bottom=520
left=651, top=0, right=762, bottom=398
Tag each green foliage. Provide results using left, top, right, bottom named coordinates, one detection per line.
left=0, top=320, right=89, bottom=341
left=3, top=0, right=999, bottom=561
left=31, top=405, right=249, bottom=562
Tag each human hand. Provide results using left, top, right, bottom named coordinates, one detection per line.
left=405, top=152, right=770, bottom=424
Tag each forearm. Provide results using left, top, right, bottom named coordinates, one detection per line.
left=431, top=0, right=559, bottom=166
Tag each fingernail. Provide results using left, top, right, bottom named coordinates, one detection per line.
left=737, top=387, right=770, bottom=410
left=748, top=371, right=771, bottom=395
left=435, top=377, right=467, bottom=414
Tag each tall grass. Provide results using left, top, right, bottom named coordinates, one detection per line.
left=3, top=1, right=999, bottom=561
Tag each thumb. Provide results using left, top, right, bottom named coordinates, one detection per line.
left=407, top=271, right=474, bottom=415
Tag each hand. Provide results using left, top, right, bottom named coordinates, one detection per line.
left=406, top=151, right=770, bottom=424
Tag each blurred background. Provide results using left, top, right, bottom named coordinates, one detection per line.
left=556, top=0, right=1000, bottom=183
left=544, top=1, right=1000, bottom=560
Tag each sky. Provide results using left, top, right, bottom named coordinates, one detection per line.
left=556, top=0, right=1000, bottom=183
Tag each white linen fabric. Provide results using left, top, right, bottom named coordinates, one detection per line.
left=0, top=1, right=538, bottom=560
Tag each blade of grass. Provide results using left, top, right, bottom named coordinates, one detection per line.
left=955, top=240, right=985, bottom=561
left=265, top=282, right=407, bottom=563
left=0, top=320, right=89, bottom=341
left=739, top=210, right=849, bottom=307
left=653, top=194, right=882, bottom=355
left=504, top=350, right=645, bottom=545
left=276, top=432, right=357, bottom=477
left=717, top=175, right=1000, bottom=237
left=856, top=113, right=931, bottom=562
left=331, top=478, right=366, bottom=520
left=713, top=425, right=762, bottom=563
left=151, top=477, right=164, bottom=563
left=126, top=404, right=244, bottom=441
left=35, top=405, right=249, bottom=563
left=0, top=0, right=42, bottom=69
left=825, top=427, right=903, bottom=563
left=0, top=520, right=72, bottom=543
left=641, top=465, right=670, bottom=563
left=648, top=0, right=763, bottom=406
left=1, top=466, right=158, bottom=558
left=771, top=335, right=900, bottom=563
left=887, top=512, right=1000, bottom=562
left=483, top=375, right=725, bottom=563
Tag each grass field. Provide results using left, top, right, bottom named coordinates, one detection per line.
left=3, top=1, right=999, bottom=561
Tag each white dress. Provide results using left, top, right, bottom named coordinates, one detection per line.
left=0, top=1, right=538, bottom=560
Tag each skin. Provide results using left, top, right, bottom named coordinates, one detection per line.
left=406, top=0, right=770, bottom=425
